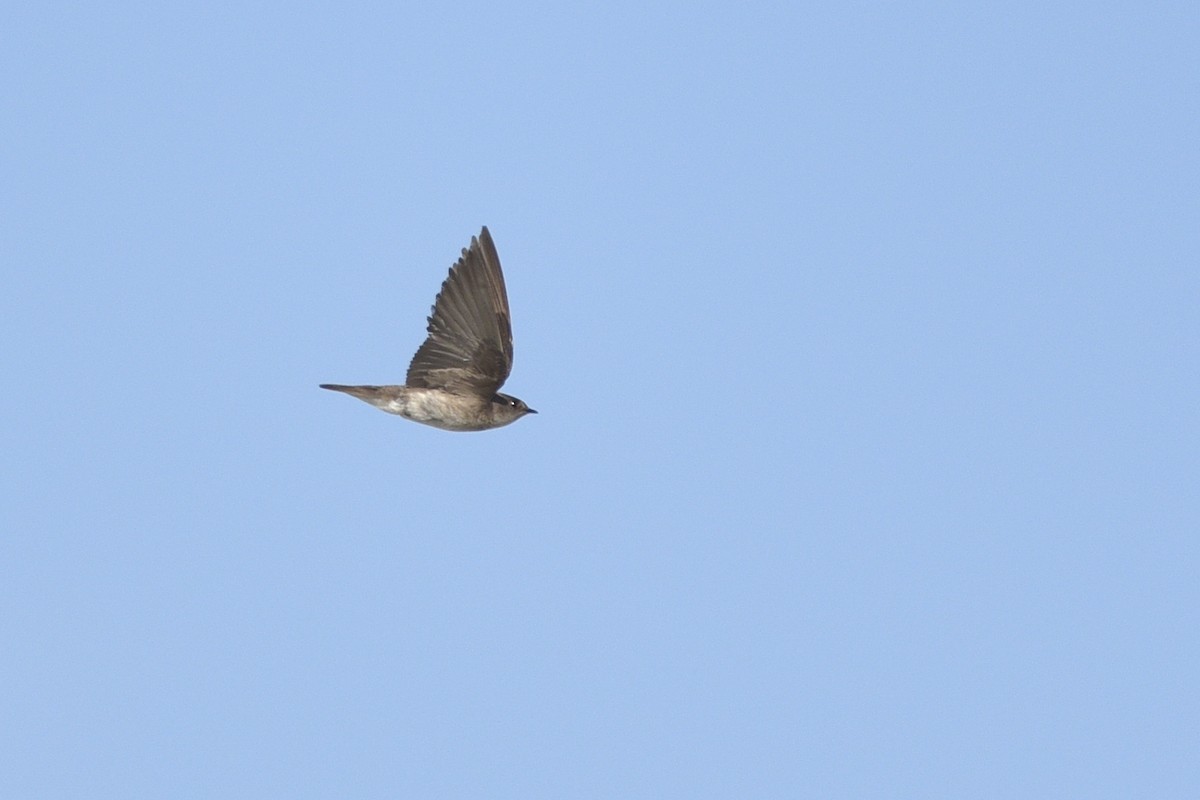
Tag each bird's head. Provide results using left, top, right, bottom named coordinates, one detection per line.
left=492, top=392, right=537, bottom=424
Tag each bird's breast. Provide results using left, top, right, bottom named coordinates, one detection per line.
left=389, top=388, right=494, bottom=432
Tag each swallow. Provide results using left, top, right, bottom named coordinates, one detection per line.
left=321, top=226, right=536, bottom=431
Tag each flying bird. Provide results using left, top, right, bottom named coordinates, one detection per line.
left=320, top=226, right=536, bottom=431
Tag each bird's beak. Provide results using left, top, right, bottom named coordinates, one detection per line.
left=527, top=408, right=538, bottom=414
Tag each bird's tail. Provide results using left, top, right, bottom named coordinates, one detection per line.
left=319, top=384, right=383, bottom=400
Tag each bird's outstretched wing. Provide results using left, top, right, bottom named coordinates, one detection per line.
left=405, top=227, right=514, bottom=396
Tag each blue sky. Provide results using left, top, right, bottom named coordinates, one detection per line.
left=3, top=2, right=1197, bottom=797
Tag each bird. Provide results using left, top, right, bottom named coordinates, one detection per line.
left=320, top=226, right=536, bottom=431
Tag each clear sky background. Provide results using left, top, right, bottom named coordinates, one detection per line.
left=3, top=2, right=1197, bottom=797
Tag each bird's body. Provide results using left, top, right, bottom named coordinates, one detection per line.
left=320, top=227, right=536, bottom=431
left=317, top=385, right=531, bottom=431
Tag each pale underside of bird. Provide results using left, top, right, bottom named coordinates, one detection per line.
left=320, top=226, right=536, bottom=432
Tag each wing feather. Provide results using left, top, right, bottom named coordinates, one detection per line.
left=405, top=227, right=515, bottom=395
